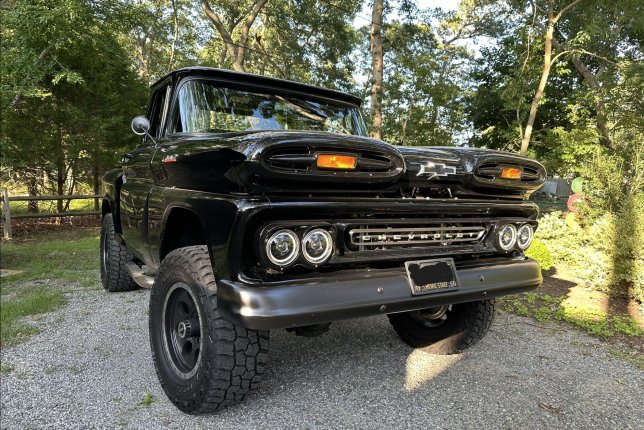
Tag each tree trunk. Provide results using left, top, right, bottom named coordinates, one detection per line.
left=26, top=169, right=38, bottom=213
left=570, top=58, right=612, bottom=149
left=56, top=127, right=64, bottom=214
left=166, top=0, right=179, bottom=72
left=200, top=0, right=268, bottom=73
left=520, top=23, right=554, bottom=155
left=93, top=155, right=100, bottom=211
left=369, top=0, right=384, bottom=140
left=519, top=0, right=584, bottom=155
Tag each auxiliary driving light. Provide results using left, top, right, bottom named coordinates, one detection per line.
left=266, top=229, right=299, bottom=267
left=302, top=228, right=333, bottom=264
left=517, top=224, right=534, bottom=249
left=496, top=224, right=518, bottom=251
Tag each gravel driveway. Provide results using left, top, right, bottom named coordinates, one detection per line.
left=1, top=284, right=642, bottom=430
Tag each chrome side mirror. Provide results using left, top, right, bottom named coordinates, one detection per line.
left=131, top=116, right=150, bottom=136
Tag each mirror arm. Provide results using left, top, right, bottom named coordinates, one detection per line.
left=144, top=130, right=158, bottom=147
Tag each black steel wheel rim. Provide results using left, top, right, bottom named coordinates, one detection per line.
left=162, top=282, right=203, bottom=378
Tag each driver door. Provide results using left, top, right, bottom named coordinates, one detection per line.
left=120, top=84, right=171, bottom=264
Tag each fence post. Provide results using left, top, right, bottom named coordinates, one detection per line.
left=2, top=187, right=12, bottom=240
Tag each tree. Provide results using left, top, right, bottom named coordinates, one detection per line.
left=520, top=0, right=584, bottom=155
left=369, top=0, right=385, bottom=139
left=200, top=0, right=269, bottom=72
left=1, top=0, right=146, bottom=208
left=123, top=0, right=201, bottom=84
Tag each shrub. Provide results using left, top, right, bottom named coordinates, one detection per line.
left=533, top=203, right=644, bottom=303
left=525, top=238, right=554, bottom=271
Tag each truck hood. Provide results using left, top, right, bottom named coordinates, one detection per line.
left=156, top=131, right=545, bottom=199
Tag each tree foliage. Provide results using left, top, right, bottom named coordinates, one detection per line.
left=1, top=0, right=146, bottom=207
left=1, top=0, right=642, bottom=202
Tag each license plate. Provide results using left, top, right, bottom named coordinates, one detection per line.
left=405, top=258, right=459, bottom=295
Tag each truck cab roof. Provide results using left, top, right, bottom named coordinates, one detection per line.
left=151, top=67, right=363, bottom=107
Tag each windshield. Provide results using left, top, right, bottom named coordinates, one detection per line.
left=170, top=80, right=367, bottom=136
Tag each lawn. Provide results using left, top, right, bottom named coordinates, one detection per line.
left=499, top=268, right=644, bottom=369
left=0, top=228, right=100, bottom=347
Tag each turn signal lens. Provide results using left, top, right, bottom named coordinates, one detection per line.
left=500, top=167, right=522, bottom=180
left=316, top=154, right=357, bottom=170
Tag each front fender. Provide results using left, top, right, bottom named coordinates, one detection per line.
left=147, top=186, right=269, bottom=279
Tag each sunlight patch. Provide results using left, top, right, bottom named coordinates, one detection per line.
left=404, top=348, right=462, bottom=391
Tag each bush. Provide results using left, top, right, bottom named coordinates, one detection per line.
left=533, top=203, right=644, bottom=303
left=525, top=238, right=554, bottom=271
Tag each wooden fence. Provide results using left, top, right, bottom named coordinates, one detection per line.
left=1, top=187, right=101, bottom=239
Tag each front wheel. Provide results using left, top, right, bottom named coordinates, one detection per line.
left=149, top=246, right=269, bottom=414
left=388, top=299, right=495, bottom=354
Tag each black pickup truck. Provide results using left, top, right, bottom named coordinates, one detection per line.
left=100, top=67, right=544, bottom=414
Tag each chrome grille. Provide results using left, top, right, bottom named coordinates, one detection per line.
left=348, top=224, right=487, bottom=249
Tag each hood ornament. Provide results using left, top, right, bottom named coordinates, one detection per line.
left=417, top=161, right=456, bottom=179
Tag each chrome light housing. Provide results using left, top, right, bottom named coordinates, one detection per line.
left=302, top=228, right=333, bottom=264
left=496, top=224, right=517, bottom=252
left=517, top=224, right=534, bottom=249
left=265, top=229, right=299, bottom=267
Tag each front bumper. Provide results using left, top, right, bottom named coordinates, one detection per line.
left=218, top=258, right=542, bottom=330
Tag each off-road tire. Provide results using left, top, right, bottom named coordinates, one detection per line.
left=149, top=245, right=269, bottom=414
left=388, top=299, right=495, bottom=354
left=100, top=213, right=137, bottom=292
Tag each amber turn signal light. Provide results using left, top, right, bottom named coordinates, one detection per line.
left=500, top=166, right=522, bottom=180
left=316, top=154, right=357, bottom=170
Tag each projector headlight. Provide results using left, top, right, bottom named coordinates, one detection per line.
left=302, top=228, right=333, bottom=264
left=517, top=224, right=534, bottom=250
left=496, top=224, right=517, bottom=252
left=265, top=229, right=299, bottom=267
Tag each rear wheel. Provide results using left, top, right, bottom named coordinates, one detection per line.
left=100, top=213, right=136, bottom=292
left=388, top=299, right=495, bottom=354
left=149, top=246, right=269, bottom=414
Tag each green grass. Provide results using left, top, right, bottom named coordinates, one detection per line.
left=501, top=292, right=644, bottom=339
left=137, top=392, right=158, bottom=407
left=608, top=348, right=644, bottom=370
left=4, top=198, right=97, bottom=215
left=0, top=228, right=99, bottom=347
left=1, top=229, right=100, bottom=289
left=0, top=286, right=67, bottom=347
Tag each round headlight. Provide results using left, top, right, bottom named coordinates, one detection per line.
left=497, top=224, right=517, bottom=251
left=265, top=229, right=299, bottom=267
left=302, top=228, right=333, bottom=264
left=517, top=224, right=534, bottom=249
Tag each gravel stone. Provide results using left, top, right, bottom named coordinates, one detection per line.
left=1, top=286, right=642, bottom=429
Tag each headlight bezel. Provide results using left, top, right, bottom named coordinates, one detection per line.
left=264, top=229, right=300, bottom=267
left=301, top=228, right=334, bottom=265
left=495, top=223, right=518, bottom=252
left=516, top=224, right=534, bottom=250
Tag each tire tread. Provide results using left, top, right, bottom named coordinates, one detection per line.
left=150, top=245, right=269, bottom=414
left=100, top=213, right=137, bottom=292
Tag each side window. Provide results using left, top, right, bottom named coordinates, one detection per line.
left=147, top=85, right=171, bottom=139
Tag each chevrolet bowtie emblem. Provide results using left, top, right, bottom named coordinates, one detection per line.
left=417, top=161, right=456, bottom=179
